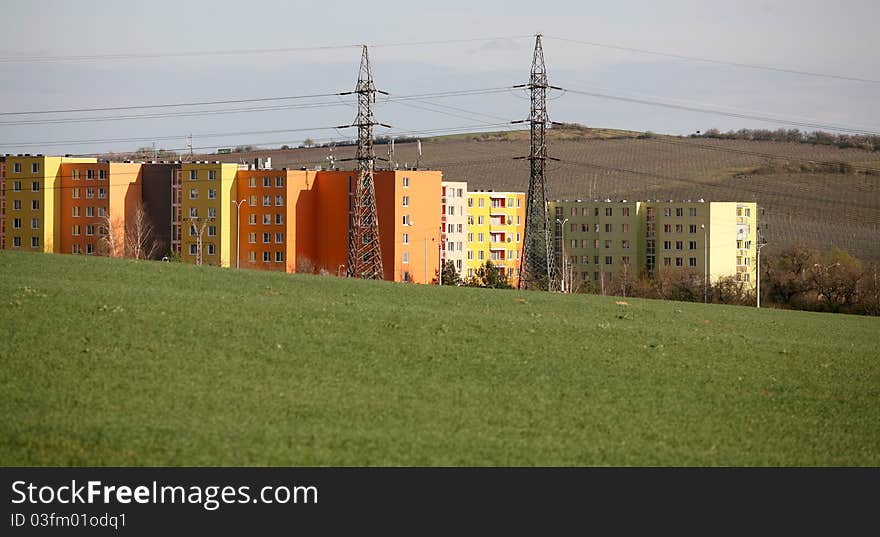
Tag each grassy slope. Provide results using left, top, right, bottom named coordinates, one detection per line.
left=1, top=250, right=878, bottom=466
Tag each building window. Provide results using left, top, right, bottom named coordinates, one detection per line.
left=13, top=199, right=21, bottom=210
left=248, top=232, right=256, bottom=243
left=275, top=195, right=284, bottom=206
left=604, top=240, right=611, bottom=249
left=13, top=236, right=21, bottom=248
left=663, top=241, right=671, bottom=250
left=478, top=233, right=484, bottom=243
left=190, top=244, right=198, bottom=255
left=403, top=177, right=409, bottom=188
left=622, top=207, right=630, bottom=217
left=248, top=177, right=256, bottom=188
left=275, top=251, right=283, bottom=262
left=189, top=170, right=197, bottom=181
left=98, top=188, right=106, bottom=199
left=72, top=206, right=80, bottom=217
left=71, top=169, right=80, bottom=180
left=189, top=207, right=198, bottom=218
left=664, top=224, right=672, bottom=233
left=31, top=237, right=40, bottom=248
left=261, top=176, right=270, bottom=188
left=86, top=243, right=94, bottom=254
left=31, top=200, right=40, bottom=210
left=689, top=241, right=697, bottom=250
left=275, top=233, right=283, bottom=244
left=207, top=244, right=216, bottom=256
left=71, top=187, right=81, bottom=199
left=675, top=241, right=683, bottom=250
left=86, top=224, right=94, bottom=236
left=675, top=224, right=683, bottom=233
left=605, top=207, right=612, bottom=216
left=263, top=232, right=270, bottom=243
left=478, top=251, right=485, bottom=260
left=208, top=226, right=216, bottom=237
left=675, top=257, right=683, bottom=267
left=275, top=214, right=283, bottom=225
left=209, top=170, right=217, bottom=181
left=249, top=195, right=257, bottom=206
left=468, top=268, right=473, bottom=278
left=31, top=163, right=40, bottom=173
left=664, top=208, right=672, bottom=217
left=248, top=214, right=257, bottom=225
left=478, top=216, right=484, bottom=225
left=403, top=233, right=409, bottom=244
left=403, top=252, right=410, bottom=264
left=622, top=223, right=629, bottom=233
left=208, top=189, right=216, bottom=199
left=402, top=215, right=410, bottom=226
left=263, top=195, right=271, bottom=206
left=276, top=177, right=284, bottom=188
left=208, top=207, right=216, bottom=218
left=31, top=218, right=40, bottom=229
left=12, top=218, right=21, bottom=229
left=478, top=198, right=484, bottom=208
left=87, top=169, right=95, bottom=180
left=467, top=250, right=473, bottom=260
left=189, top=189, right=198, bottom=199
left=571, top=239, right=577, bottom=248
left=467, top=197, right=473, bottom=207
left=622, top=240, right=630, bottom=249
left=31, top=181, right=40, bottom=192
left=248, top=251, right=256, bottom=262
left=676, top=208, right=684, bottom=217
left=402, top=195, right=409, bottom=207
left=689, top=208, right=697, bottom=217
left=96, top=207, right=104, bottom=217
left=13, top=162, right=21, bottom=173
left=605, top=256, right=612, bottom=265
left=263, top=214, right=271, bottom=225
left=99, top=170, right=107, bottom=180
left=605, top=223, right=612, bottom=233
left=72, top=225, right=80, bottom=236
left=467, top=233, right=473, bottom=242
left=690, top=224, right=697, bottom=233
left=689, top=257, right=697, bottom=267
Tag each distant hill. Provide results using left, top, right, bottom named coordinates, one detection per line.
left=145, top=127, right=880, bottom=261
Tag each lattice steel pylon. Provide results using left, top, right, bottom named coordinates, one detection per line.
left=517, top=34, right=557, bottom=291
left=345, top=45, right=384, bottom=279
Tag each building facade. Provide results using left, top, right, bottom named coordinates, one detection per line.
left=548, top=199, right=758, bottom=291
left=441, top=181, right=468, bottom=276
left=465, top=190, right=526, bottom=286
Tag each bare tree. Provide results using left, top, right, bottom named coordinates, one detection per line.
left=126, top=203, right=161, bottom=260
left=98, top=213, right=124, bottom=257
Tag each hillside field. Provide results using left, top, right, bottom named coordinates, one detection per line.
left=201, top=132, right=880, bottom=262
left=1, top=251, right=878, bottom=466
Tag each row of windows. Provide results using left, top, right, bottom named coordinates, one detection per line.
left=661, top=241, right=700, bottom=251
left=188, top=170, right=218, bottom=181
left=564, top=239, right=633, bottom=249
left=8, top=236, right=40, bottom=248
left=71, top=206, right=106, bottom=218
left=7, top=199, right=40, bottom=211
left=71, top=187, right=106, bottom=199
left=246, top=232, right=285, bottom=244
left=564, top=223, right=633, bottom=234
left=247, top=251, right=285, bottom=263
left=467, top=197, right=522, bottom=208
left=8, top=181, right=41, bottom=192
left=71, top=243, right=95, bottom=254
left=9, top=162, right=40, bottom=174
left=464, top=250, right=520, bottom=261
left=466, top=215, right=521, bottom=226
left=466, top=267, right=516, bottom=278
left=71, top=224, right=105, bottom=236
left=246, top=176, right=285, bottom=188
left=69, top=169, right=107, bottom=180
left=10, top=218, right=41, bottom=229
left=557, top=207, right=700, bottom=218
left=466, top=232, right=521, bottom=243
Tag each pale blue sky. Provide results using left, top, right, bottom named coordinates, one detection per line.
left=1, top=0, right=877, bottom=154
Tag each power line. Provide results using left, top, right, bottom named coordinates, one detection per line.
left=560, top=87, right=880, bottom=136
left=546, top=35, right=880, bottom=84
left=0, top=35, right=533, bottom=64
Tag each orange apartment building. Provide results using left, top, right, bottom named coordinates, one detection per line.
left=59, top=162, right=142, bottom=256
left=229, top=168, right=442, bottom=283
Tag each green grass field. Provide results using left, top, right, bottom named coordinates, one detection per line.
left=1, top=251, right=878, bottom=466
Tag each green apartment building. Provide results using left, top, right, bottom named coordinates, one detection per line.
left=549, top=199, right=757, bottom=292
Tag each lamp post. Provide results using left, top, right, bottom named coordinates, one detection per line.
left=556, top=217, right=569, bottom=293
left=232, top=199, right=247, bottom=269
left=188, top=216, right=213, bottom=267
left=701, top=224, right=708, bottom=303
left=756, top=240, right=768, bottom=308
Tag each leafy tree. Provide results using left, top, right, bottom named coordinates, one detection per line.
left=464, top=261, right=512, bottom=289
left=809, top=248, right=863, bottom=309
left=437, top=260, right=462, bottom=286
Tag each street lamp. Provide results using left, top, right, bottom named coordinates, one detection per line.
left=701, top=224, right=707, bottom=303
left=756, top=239, right=768, bottom=308
left=188, top=216, right=214, bottom=267
left=232, top=199, right=247, bottom=269
left=556, top=217, right=569, bottom=293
